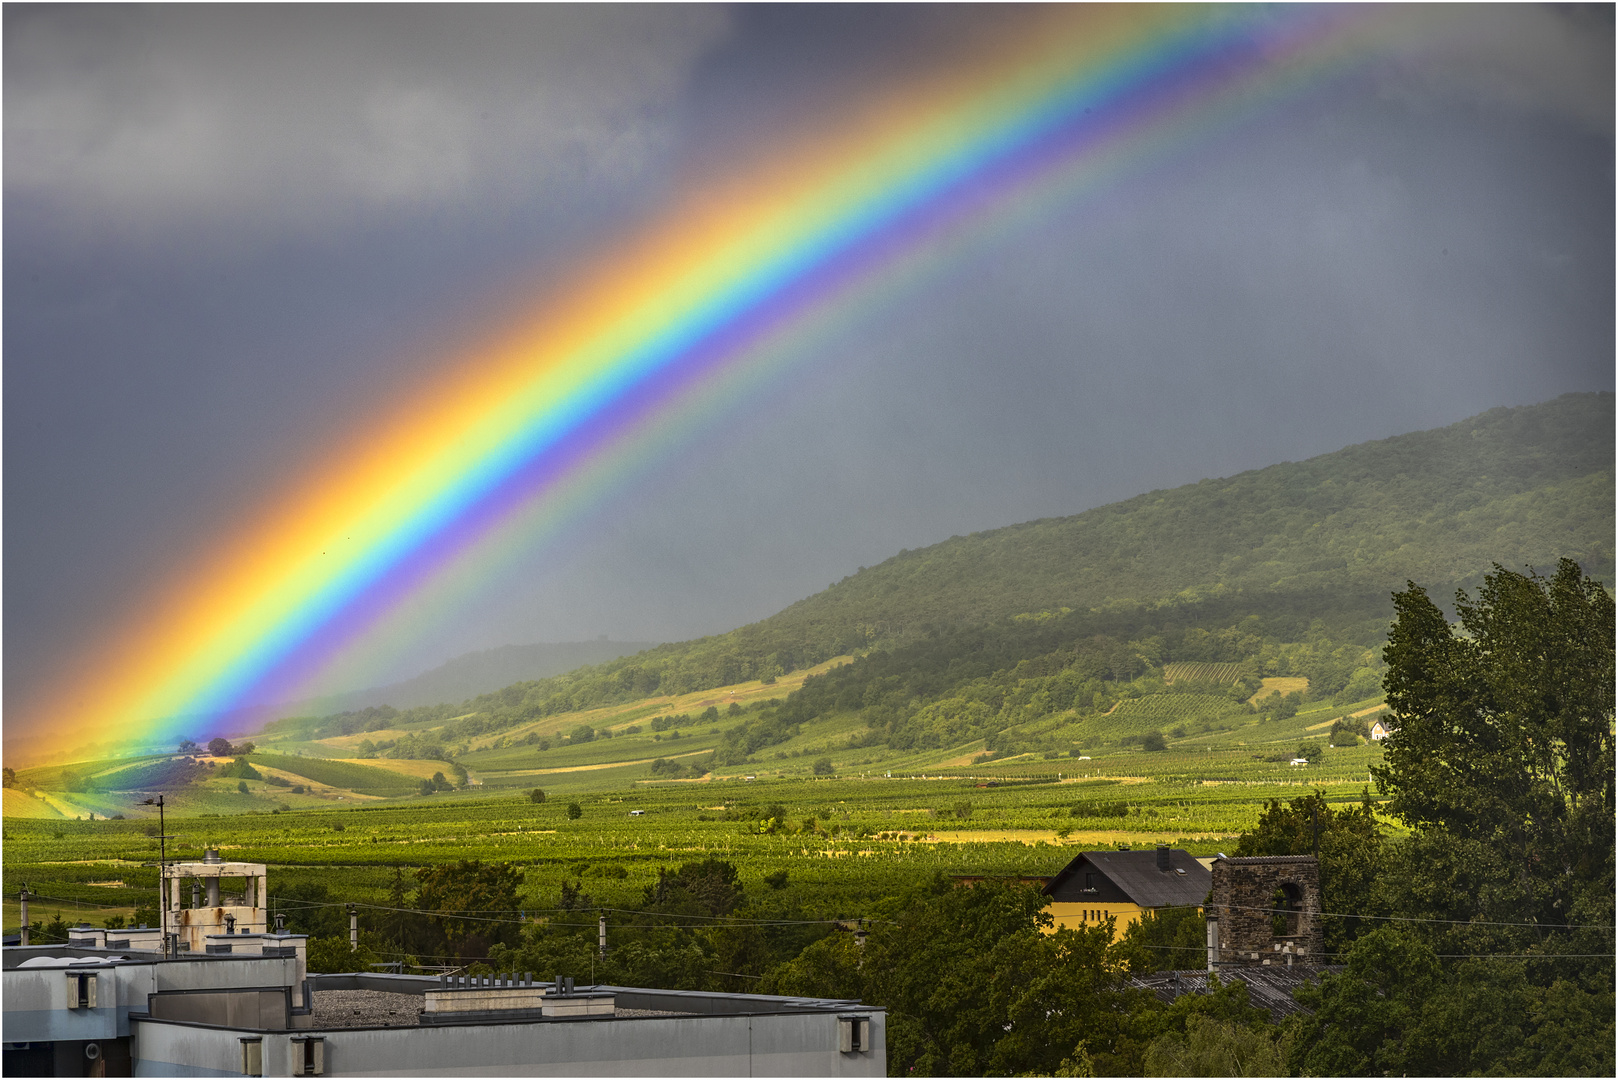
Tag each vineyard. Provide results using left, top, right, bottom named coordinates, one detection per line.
left=2, top=756, right=1389, bottom=936
left=247, top=752, right=425, bottom=796
left=1106, top=692, right=1242, bottom=721
left=1161, top=661, right=1242, bottom=684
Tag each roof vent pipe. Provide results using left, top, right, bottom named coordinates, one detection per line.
left=1156, top=845, right=1171, bottom=871
left=203, top=848, right=222, bottom=864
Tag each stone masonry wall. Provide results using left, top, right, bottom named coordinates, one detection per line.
left=1210, top=855, right=1323, bottom=966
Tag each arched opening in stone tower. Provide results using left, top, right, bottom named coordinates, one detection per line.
left=1269, top=881, right=1303, bottom=938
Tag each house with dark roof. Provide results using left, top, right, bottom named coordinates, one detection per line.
left=1042, top=846, right=1211, bottom=937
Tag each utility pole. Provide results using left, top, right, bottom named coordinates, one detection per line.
left=18, top=884, right=29, bottom=946
left=142, top=796, right=170, bottom=957
left=348, top=904, right=359, bottom=952
left=598, top=914, right=607, bottom=960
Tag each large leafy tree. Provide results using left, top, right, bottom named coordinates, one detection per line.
left=643, top=858, right=743, bottom=918
left=856, top=875, right=1138, bottom=1077
left=1235, top=789, right=1385, bottom=955
left=1312, top=560, right=1618, bottom=1078
left=1374, top=559, right=1614, bottom=955
left=414, top=859, right=525, bottom=961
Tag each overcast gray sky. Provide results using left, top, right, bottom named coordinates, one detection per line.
left=5, top=4, right=1613, bottom=720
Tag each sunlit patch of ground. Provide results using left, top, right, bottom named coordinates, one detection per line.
left=4, top=788, right=63, bottom=819
left=336, top=758, right=466, bottom=780
left=500, top=748, right=712, bottom=777
left=1249, top=677, right=1310, bottom=701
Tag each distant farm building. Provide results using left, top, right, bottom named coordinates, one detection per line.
left=1042, top=847, right=1211, bottom=937
left=1370, top=719, right=1394, bottom=741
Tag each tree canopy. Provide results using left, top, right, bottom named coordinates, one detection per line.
left=1376, top=559, right=1614, bottom=953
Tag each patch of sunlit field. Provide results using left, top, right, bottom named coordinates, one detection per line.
left=1250, top=677, right=1310, bottom=700
left=333, top=758, right=466, bottom=781
left=4, top=787, right=64, bottom=819
left=454, top=657, right=857, bottom=750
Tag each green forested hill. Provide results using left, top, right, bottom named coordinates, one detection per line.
left=762, top=392, right=1612, bottom=645
left=267, top=393, right=1611, bottom=745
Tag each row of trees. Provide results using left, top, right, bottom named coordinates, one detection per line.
left=177, top=737, right=256, bottom=756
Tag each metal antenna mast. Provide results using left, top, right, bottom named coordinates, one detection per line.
left=142, top=795, right=172, bottom=957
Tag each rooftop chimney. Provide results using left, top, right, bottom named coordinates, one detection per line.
left=203, top=847, right=223, bottom=864
left=1156, top=845, right=1171, bottom=871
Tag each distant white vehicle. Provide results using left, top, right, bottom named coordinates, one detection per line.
left=1076, top=756, right=1091, bottom=761
left=629, top=810, right=644, bottom=816
left=1290, top=758, right=1309, bottom=766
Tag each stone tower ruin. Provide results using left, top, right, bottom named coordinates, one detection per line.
left=1207, top=854, right=1323, bottom=968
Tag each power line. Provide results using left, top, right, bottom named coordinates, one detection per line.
left=6, top=892, right=131, bottom=910
left=1142, top=900, right=1613, bottom=932
left=265, top=895, right=882, bottom=929
left=1128, top=942, right=1614, bottom=961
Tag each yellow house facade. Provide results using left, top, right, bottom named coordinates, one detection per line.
left=1042, top=847, right=1212, bottom=939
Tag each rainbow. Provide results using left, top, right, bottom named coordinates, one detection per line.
left=15, top=4, right=1398, bottom=764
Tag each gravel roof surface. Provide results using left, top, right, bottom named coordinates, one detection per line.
left=309, top=990, right=695, bottom=1028
left=310, top=989, right=423, bottom=1028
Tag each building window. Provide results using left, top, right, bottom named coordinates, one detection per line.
left=239, top=1038, right=263, bottom=1077
left=66, top=973, right=96, bottom=1009
left=290, top=1037, right=324, bottom=1076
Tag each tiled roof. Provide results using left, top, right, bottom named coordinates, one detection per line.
left=1047, top=850, right=1211, bottom=908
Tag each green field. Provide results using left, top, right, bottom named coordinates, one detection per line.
left=4, top=668, right=1391, bottom=943
left=2, top=744, right=1391, bottom=940
left=246, top=752, right=423, bottom=796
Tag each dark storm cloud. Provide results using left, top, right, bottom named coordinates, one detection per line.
left=5, top=4, right=1613, bottom=709
left=5, top=4, right=731, bottom=235
left=1374, top=3, right=1613, bottom=138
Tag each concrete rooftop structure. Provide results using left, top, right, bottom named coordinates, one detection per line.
left=2, top=944, right=885, bottom=1076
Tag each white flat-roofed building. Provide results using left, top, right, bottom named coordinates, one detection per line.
left=3, top=946, right=884, bottom=1077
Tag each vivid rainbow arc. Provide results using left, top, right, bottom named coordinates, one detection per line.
left=16, top=4, right=1393, bottom=765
